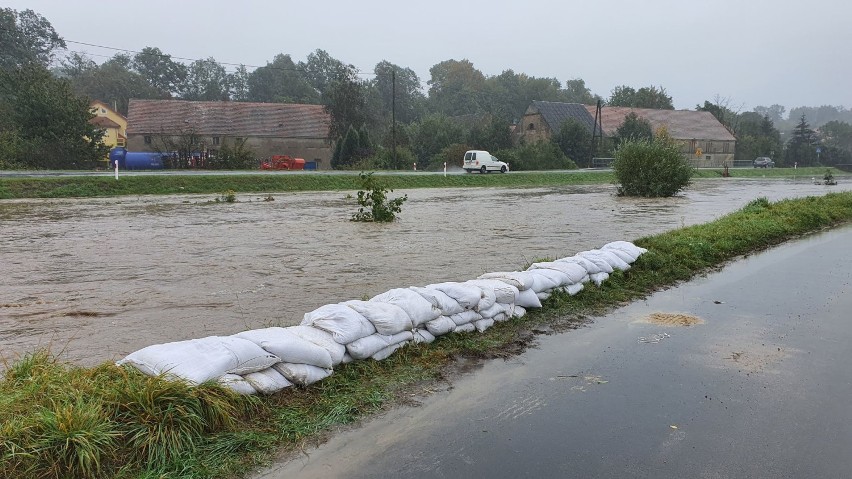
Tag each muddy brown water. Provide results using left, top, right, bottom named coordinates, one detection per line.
left=1, top=178, right=849, bottom=366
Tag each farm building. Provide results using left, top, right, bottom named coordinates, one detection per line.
left=126, top=100, right=332, bottom=169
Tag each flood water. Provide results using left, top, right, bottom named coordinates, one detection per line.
left=1, top=178, right=849, bottom=366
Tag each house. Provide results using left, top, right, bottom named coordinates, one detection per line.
left=585, top=105, right=736, bottom=167
left=89, top=100, right=127, bottom=149
left=125, top=100, right=332, bottom=169
left=515, top=101, right=736, bottom=167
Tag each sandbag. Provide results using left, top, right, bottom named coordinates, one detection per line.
left=449, top=310, right=482, bottom=326
left=580, top=250, right=629, bottom=271
left=478, top=301, right=507, bottom=319
left=287, top=325, right=347, bottom=366
left=301, top=304, right=376, bottom=344
left=529, top=261, right=589, bottom=285
left=465, top=279, right=520, bottom=304
left=526, top=268, right=571, bottom=292
left=117, top=336, right=280, bottom=384
left=477, top=271, right=533, bottom=291
left=599, top=247, right=635, bottom=264
left=536, top=291, right=552, bottom=301
left=410, top=287, right=465, bottom=315
left=273, top=362, right=333, bottom=386
left=454, top=323, right=477, bottom=333
left=511, top=305, right=527, bottom=318
left=557, top=256, right=603, bottom=275
left=412, top=329, right=436, bottom=344
left=372, top=341, right=407, bottom=361
left=243, top=367, right=293, bottom=395
left=371, top=288, right=441, bottom=327
left=492, top=312, right=509, bottom=322
left=218, top=374, right=258, bottom=395
left=602, top=241, right=647, bottom=260
left=473, top=318, right=495, bottom=332
left=426, top=282, right=482, bottom=310
left=346, top=331, right=414, bottom=360
left=574, top=252, right=614, bottom=273
left=564, top=282, right=584, bottom=296
left=344, top=300, right=414, bottom=335
left=425, top=315, right=456, bottom=336
left=514, top=288, right=543, bottom=309
left=235, top=327, right=333, bottom=369
left=589, top=271, right=610, bottom=287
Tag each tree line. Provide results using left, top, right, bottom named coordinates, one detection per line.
left=2, top=7, right=851, bottom=170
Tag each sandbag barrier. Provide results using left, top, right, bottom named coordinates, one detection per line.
left=117, top=241, right=647, bottom=395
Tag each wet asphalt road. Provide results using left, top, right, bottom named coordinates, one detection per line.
left=259, top=226, right=852, bottom=479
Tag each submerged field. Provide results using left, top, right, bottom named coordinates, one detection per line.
left=3, top=190, right=852, bottom=478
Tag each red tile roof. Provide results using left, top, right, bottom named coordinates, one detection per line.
left=126, top=100, right=331, bottom=138
left=584, top=105, right=735, bottom=141
left=89, top=116, right=122, bottom=129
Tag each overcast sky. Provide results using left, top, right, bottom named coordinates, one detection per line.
left=8, top=0, right=850, bottom=115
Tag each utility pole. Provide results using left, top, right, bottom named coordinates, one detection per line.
left=392, top=69, right=396, bottom=168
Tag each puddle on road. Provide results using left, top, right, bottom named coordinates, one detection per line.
left=1, top=180, right=849, bottom=366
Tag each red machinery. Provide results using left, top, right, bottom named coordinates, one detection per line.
left=260, top=155, right=305, bottom=170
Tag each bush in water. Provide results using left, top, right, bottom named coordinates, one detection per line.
left=613, top=136, right=693, bottom=197
left=351, top=172, right=407, bottom=222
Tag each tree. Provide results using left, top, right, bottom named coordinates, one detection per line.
left=696, top=96, right=741, bottom=133
left=247, top=53, right=318, bottom=104
left=68, top=54, right=163, bottom=115
left=785, top=114, right=819, bottom=166
left=132, top=47, right=187, bottom=96
left=324, top=66, right=371, bottom=141
left=182, top=57, right=230, bottom=101
left=409, top=113, right=464, bottom=168
left=562, top=78, right=598, bottom=105
left=57, top=52, right=96, bottom=79
left=552, top=118, right=592, bottom=165
left=753, top=104, right=786, bottom=124
left=615, top=112, right=653, bottom=143
left=371, top=60, right=425, bottom=125
left=427, top=59, right=487, bottom=116
left=608, top=85, right=673, bottom=109
left=493, top=141, right=576, bottom=171
left=229, top=65, right=250, bottom=101
left=613, top=137, right=693, bottom=197
left=820, top=120, right=852, bottom=152
left=0, top=64, right=107, bottom=168
left=333, top=125, right=361, bottom=169
left=0, top=8, right=65, bottom=70
left=300, top=49, right=349, bottom=97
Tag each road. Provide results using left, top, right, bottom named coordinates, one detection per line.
left=258, top=225, right=852, bottom=479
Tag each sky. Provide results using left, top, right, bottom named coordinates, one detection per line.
left=6, top=0, right=851, bottom=115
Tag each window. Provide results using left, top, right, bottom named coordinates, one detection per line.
left=706, top=155, right=711, bottom=160
left=144, top=136, right=152, bottom=144
left=528, top=123, right=535, bottom=130
left=212, top=136, right=220, bottom=145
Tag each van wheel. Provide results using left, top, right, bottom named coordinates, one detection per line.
left=480, top=166, right=487, bottom=174
left=500, top=166, right=507, bottom=173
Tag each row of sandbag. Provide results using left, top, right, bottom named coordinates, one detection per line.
left=117, top=241, right=647, bottom=395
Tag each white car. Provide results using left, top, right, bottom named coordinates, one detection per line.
left=463, top=150, right=509, bottom=173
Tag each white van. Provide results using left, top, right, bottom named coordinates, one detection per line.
left=463, top=150, right=509, bottom=173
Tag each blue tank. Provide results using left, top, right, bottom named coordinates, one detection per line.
left=124, top=152, right=164, bottom=170
left=109, top=147, right=126, bottom=168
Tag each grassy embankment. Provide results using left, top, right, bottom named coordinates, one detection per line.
left=0, top=166, right=844, bottom=199
left=2, top=190, right=852, bottom=478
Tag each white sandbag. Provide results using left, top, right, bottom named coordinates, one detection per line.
left=344, top=300, right=414, bottom=335
left=526, top=268, right=571, bottom=291
left=529, top=261, right=589, bottom=285
left=287, top=325, right=347, bottom=366
left=473, top=318, right=495, bottom=332
left=461, top=281, right=496, bottom=312
left=410, top=287, right=465, bottom=315
left=557, top=256, right=602, bottom=275
left=476, top=271, right=533, bottom=291
left=465, top=279, right=520, bottom=304
left=372, top=341, right=407, bottom=361
left=412, top=329, right=436, bottom=344
left=454, top=323, right=477, bottom=333
left=574, top=252, right=614, bottom=273
left=301, top=304, right=376, bottom=344
left=341, top=353, right=355, bottom=364
left=599, top=247, right=635, bottom=264
left=536, top=291, right=552, bottom=301
left=515, top=288, right=543, bottom=309
left=218, top=374, right=258, bottom=395
left=511, top=305, right=527, bottom=318
left=117, top=336, right=281, bottom=384
left=492, top=312, right=509, bottom=322
left=234, top=327, right=333, bottom=369
left=449, top=310, right=482, bottom=326
left=346, top=331, right=414, bottom=360
left=243, top=367, right=293, bottom=395
left=564, top=282, right=585, bottom=296
left=425, top=315, right=457, bottom=336
left=589, top=271, right=610, bottom=287
left=602, top=241, right=647, bottom=260
left=478, top=301, right=507, bottom=319
left=580, top=250, right=630, bottom=271
left=371, top=288, right=441, bottom=327
left=427, top=282, right=482, bottom=310
left=273, top=362, right=333, bottom=386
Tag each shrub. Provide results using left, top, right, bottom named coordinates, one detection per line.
left=494, top=141, right=577, bottom=171
left=351, top=172, right=407, bottom=222
left=613, top=137, right=693, bottom=197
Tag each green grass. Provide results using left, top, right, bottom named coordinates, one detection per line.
left=1, top=167, right=846, bottom=199
left=3, top=191, right=852, bottom=478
